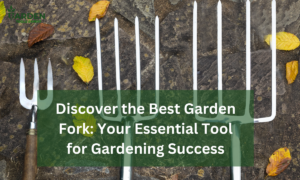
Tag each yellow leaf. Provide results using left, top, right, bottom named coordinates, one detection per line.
left=73, top=56, right=94, bottom=84
left=88, top=1, right=110, bottom=22
left=265, top=32, right=300, bottom=51
left=266, top=147, right=291, bottom=177
left=286, top=61, right=298, bottom=84
left=72, top=105, right=97, bottom=137
left=0, top=1, right=6, bottom=24
left=197, top=169, right=204, bottom=178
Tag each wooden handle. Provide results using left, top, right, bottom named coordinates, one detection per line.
left=23, top=130, right=37, bottom=180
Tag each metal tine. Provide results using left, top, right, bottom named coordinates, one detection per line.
left=217, top=0, right=222, bottom=107
left=19, top=58, right=32, bottom=109
left=38, top=60, right=53, bottom=110
left=136, top=16, right=141, bottom=110
left=96, top=18, right=103, bottom=91
left=192, top=1, right=197, bottom=91
left=244, top=0, right=251, bottom=117
left=155, top=16, right=160, bottom=92
left=32, top=58, right=39, bottom=105
left=47, top=60, right=53, bottom=90
left=114, top=18, right=122, bottom=117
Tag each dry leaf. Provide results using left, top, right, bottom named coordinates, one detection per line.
left=286, top=61, right=298, bottom=84
left=73, top=56, right=94, bottom=84
left=88, top=1, right=110, bottom=22
left=0, top=1, right=6, bottom=24
left=197, top=169, right=204, bottom=178
left=265, top=32, right=300, bottom=51
left=170, top=174, right=178, bottom=180
left=72, top=105, right=97, bottom=137
left=28, top=23, right=55, bottom=48
left=266, top=147, right=291, bottom=177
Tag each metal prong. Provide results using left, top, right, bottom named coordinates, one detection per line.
left=155, top=16, right=160, bottom=91
left=136, top=17, right=141, bottom=109
left=193, top=1, right=197, bottom=91
left=38, top=59, right=53, bottom=110
left=135, top=17, right=141, bottom=91
left=114, top=18, right=121, bottom=90
left=114, top=18, right=122, bottom=115
left=47, top=59, right=53, bottom=90
left=96, top=18, right=103, bottom=91
left=217, top=0, right=222, bottom=92
left=19, top=58, right=32, bottom=109
left=32, top=58, right=39, bottom=105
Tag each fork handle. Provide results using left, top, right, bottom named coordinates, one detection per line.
left=23, top=129, right=37, bottom=180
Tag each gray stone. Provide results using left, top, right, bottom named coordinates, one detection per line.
left=0, top=160, right=6, bottom=180
left=0, top=0, right=110, bottom=45
left=112, top=0, right=155, bottom=38
left=169, top=0, right=181, bottom=5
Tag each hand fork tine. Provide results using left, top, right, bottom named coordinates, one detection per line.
left=19, top=58, right=32, bottom=109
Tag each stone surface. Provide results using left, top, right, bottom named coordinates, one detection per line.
left=1, top=0, right=300, bottom=180
left=0, top=0, right=107, bottom=45
left=111, top=0, right=156, bottom=38
left=0, top=160, right=7, bottom=180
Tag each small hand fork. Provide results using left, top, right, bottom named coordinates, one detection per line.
left=19, top=58, right=53, bottom=180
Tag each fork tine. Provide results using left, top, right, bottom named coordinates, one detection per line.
left=19, top=58, right=32, bottom=109
left=47, top=59, right=53, bottom=90
left=32, top=58, right=39, bottom=105
left=38, top=59, right=53, bottom=110
left=114, top=18, right=122, bottom=115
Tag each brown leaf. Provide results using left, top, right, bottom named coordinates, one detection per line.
left=266, top=147, right=291, bottom=177
left=28, top=23, right=55, bottom=48
left=170, top=174, right=178, bottom=180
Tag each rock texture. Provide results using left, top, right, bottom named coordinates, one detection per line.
left=1, top=0, right=300, bottom=179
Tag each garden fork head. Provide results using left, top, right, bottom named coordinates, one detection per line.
left=19, top=58, right=53, bottom=128
left=95, top=15, right=160, bottom=180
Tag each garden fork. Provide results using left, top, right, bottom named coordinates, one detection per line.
left=19, top=58, right=53, bottom=180
left=95, top=15, right=160, bottom=180
left=193, top=0, right=277, bottom=180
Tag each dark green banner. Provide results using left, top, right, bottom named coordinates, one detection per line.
left=37, top=90, right=254, bottom=167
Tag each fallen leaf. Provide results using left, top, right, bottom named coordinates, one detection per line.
left=72, top=105, right=97, bottom=137
left=88, top=1, right=110, bottom=22
left=197, top=169, right=204, bottom=178
left=73, top=56, right=94, bottom=84
left=0, top=1, right=6, bottom=24
left=266, top=147, right=291, bottom=177
left=170, top=174, right=178, bottom=180
left=28, top=23, right=55, bottom=48
left=286, top=61, right=298, bottom=84
left=265, top=32, right=300, bottom=51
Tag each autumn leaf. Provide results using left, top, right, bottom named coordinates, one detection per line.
left=88, top=1, right=110, bottom=22
left=72, top=105, right=97, bottom=137
left=28, top=23, right=55, bottom=48
left=0, top=1, right=6, bottom=24
left=197, top=169, right=204, bottom=178
left=73, top=56, right=94, bottom=84
left=170, top=174, right=178, bottom=180
left=266, top=147, right=291, bottom=177
left=265, top=32, right=300, bottom=51
left=286, top=61, right=298, bottom=84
